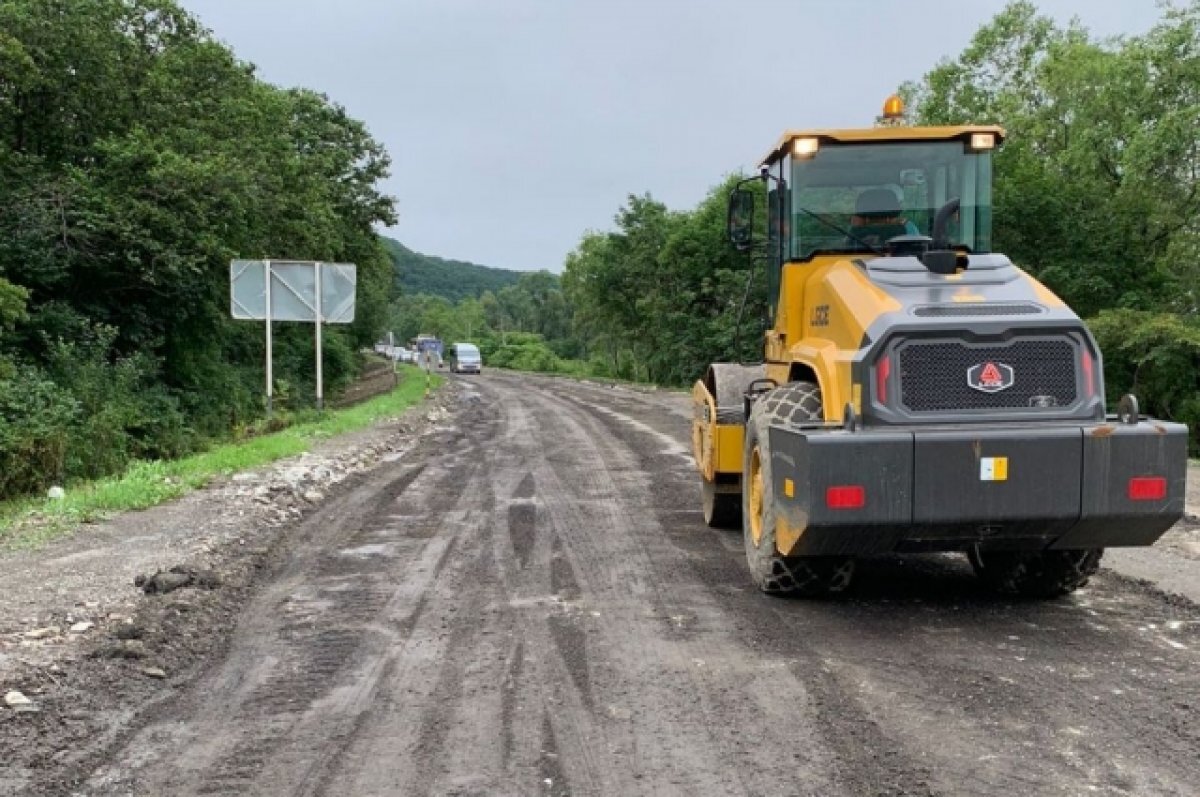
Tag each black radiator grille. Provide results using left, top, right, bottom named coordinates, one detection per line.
left=897, top=339, right=1078, bottom=412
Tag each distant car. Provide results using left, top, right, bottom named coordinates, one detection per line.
left=392, top=347, right=414, bottom=363
left=447, top=342, right=482, bottom=374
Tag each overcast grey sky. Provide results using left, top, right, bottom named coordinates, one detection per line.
left=181, top=0, right=1162, bottom=272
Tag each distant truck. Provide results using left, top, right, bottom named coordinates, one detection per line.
left=411, top=335, right=443, bottom=369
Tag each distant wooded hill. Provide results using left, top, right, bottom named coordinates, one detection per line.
left=382, top=236, right=523, bottom=301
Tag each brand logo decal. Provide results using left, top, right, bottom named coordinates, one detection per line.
left=967, top=361, right=1014, bottom=393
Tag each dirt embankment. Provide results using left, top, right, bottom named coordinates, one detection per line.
left=331, top=357, right=400, bottom=409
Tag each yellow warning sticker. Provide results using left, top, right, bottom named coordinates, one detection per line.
left=980, top=457, right=1009, bottom=482
left=784, top=478, right=795, bottom=498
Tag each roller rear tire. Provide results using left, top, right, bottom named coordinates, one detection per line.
left=743, top=382, right=855, bottom=596
left=968, top=547, right=1103, bottom=598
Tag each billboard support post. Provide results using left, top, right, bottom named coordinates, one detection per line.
left=315, top=261, right=324, bottom=411
left=265, top=260, right=274, bottom=418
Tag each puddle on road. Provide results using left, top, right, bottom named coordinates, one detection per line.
left=337, top=543, right=395, bottom=558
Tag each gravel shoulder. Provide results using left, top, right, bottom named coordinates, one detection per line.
left=0, top=386, right=456, bottom=794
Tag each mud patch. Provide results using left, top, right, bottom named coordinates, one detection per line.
left=549, top=536, right=581, bottom=601
left=796, top=659, right=939, bottom=796
left=537, top=711, right=572, bottom=797
left=500, top=641, right=524, bottom=765
left=546, top=611, right=592, bottom=712
left=508, top=503, right=537, bottom=571
left=242, top=628, right=364, bottom=715
left=515, top=472, right=536, bottom=500
left=0, top=384, right=459, bottom=797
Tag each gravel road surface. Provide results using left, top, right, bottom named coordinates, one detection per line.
left=5, top=372, right=1199, bottom=796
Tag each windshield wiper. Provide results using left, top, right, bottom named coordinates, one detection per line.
left=795, top=207, right=883, bottom=256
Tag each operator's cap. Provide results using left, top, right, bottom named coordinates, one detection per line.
left=855, top=188, right=902, bottom=217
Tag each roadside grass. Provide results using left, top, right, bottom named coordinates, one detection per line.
left=0, top=366, right=441, bottom=550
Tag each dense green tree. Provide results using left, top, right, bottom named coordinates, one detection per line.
left=1090, top=310, right=1200, bottom=433
left=902, top=0, right=1200, bottom=448
left=0, top=0, right=397, bottom=496
left=0, top=278, right=27, bottom=332
left=903, top=0, right=1200, bottom=317
left=559, top=180, right=767, bottom=384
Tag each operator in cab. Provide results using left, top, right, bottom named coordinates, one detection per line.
left=848, top=187, right=919, bottom=247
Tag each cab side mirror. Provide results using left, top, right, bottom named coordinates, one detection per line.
left=727, top=188, right=754, bottom=251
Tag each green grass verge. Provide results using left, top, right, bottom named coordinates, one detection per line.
left=0, top=366, right=442, bottom=550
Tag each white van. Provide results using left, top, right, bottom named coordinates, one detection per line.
left=448, top=342, right=482, bottom=374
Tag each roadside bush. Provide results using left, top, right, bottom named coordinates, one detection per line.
left=551, top=358, right=593, bottom=378
left=269, top=325, right=359, bottom=409
left=43, top=324, right=193, bottom=480
left=1088, top=309, right=1200, bottom=454
left=487, top=333, right=561, bottom=373
left=0, top=366, right=80, bottom=498
left=583, top=353, right=615, bottom=379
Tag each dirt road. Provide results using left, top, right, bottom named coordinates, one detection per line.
left=17, top=373, right=1200, bottom=796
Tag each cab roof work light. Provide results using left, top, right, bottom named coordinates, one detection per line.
left=969, top=132, right=997, bottom=151
left=793, top=137, right=819, bottom=158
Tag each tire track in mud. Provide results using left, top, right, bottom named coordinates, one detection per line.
left=541, top=383, right=930, bottom=796
left=545, top=386, right=941, bottom=794
left=192, top=462, right=481, bottom=796
left=539, top=375, right=1200, bottom=797
left=81, top=403, right=490, bottom=796
left=331, top=384, right=709, bottom=795
left=509, top=498, right=538, bottom=571
left=289, top=430, right=500, bottom=797
left=324, top=386, right=605, bottom=796
left=509, top=382, right=842, bottom=796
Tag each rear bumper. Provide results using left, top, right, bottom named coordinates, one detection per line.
left=769, top=418, right=1188, bottom=556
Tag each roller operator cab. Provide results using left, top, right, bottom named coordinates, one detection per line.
left=692, top=96, right=1189, bottom=598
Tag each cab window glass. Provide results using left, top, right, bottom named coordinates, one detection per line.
left=789, top=141, right=992, bottom=260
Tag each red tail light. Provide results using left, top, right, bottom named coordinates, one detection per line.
left=875, top=355, right=891, bottom=404
left=1128, top=477, right=1166, bottom=501
left=826, top=485, right=866, bottom=509
left=1081, top=350, right=1096, bottom=399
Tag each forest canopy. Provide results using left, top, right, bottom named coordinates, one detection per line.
left=0, top=0, right=396, bottom=497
